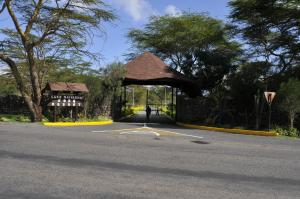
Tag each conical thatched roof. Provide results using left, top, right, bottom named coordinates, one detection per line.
left=123, top=52, right=200, bottom=97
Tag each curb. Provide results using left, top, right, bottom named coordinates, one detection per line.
left=43, top=120, right=113, bottom=127
left=176, top=122, right=278, bottom=136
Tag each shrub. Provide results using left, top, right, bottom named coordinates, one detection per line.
left=274, top=126, right=299, bottom=137
left=122, top=108, right=134, bottom=116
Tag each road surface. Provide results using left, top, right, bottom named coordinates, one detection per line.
left=0, top=122, right=299, bottom=199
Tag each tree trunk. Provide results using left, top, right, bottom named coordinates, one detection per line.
left=254, top=94, right=260, bottom=129
left=26, top=101, right=43, bottom=122
left=3, top=0, right=45, bottom=122
left=254, top=90, right=264, bottom=130
left=0, top=54, right=43, bottom=122
left=24, top=46, right=43, bottom=122
left=289, top=110, right=295, bottom=129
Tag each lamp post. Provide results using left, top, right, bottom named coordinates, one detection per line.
left=264, top=91, right=276, bottom=131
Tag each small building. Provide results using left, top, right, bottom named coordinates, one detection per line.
left=42, top=82, right=89, bottom=122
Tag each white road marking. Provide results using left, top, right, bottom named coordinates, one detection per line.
left=92, top=126, right=203, bottom=139
left=120, top=131, right=160, bottom=136
left=92, top=128, right=142, bottom=133
left=171, top=132, right=203, bottom=139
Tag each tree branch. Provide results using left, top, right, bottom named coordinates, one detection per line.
left=5, top=0, right=26, bottom=42
left=24, top=0, right=43, bottom=36
left=31, top=0, right=71, bottom=47
left=0, top=53, right=29, bottom=97
left=0, top=1, right=6, bottom=14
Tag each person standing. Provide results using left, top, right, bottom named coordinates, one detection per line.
left=146, top=105, right=152, bottom=122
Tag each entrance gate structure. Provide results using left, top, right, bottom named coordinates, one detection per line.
left=119, top=52, right=200, bottom=122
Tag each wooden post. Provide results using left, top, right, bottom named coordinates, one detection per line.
left=75, top=106, right=78, bottom=121
left=54, top=106, right=57, bottom=122
left=146, top=89, right=149, bottom=106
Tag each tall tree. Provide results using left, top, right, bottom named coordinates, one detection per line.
left=128, top=13, right=241, bottom=92
left=278, top=78, right=300, bottom=129
left=229, top=0, right=300, bottom=78
left=0, top=0, right=115, bottom=121
left=228, top=61, right=270, bottom=129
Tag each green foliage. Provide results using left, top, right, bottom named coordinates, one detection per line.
left=0, top=0, right=115, bottom=121
left=128, top=13, right=241, bottom=91
left=279, top=78, right=300, bottom=111
left=0, top=75, right=17, bottom=96
left=122, top=108, right=134, bottom=117
left=0, top=114, right=30, bottom=122
left=121, top=106, right=145, bottom=117
left=77, top=116, right=111, bottom=122
left=278, top=78, right=300, bottom=129
left=274, top=126, right=299, bottom=137
left=102, top=62, right=125, bottom=98
left=227, top=62, right=269, bottom=113
left=84, top=62, right=125, bottom=117
left=229, top=0, right=300, bottom=75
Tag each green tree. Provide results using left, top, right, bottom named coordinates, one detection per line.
left=229, top=0, right=300, bottom=76
left=101, top=62, right=125, bottom=119
left=128, top=13, right=241, bottom=92
left=278, top=78, right=300, bottom=129
left=228, top=61, right=271, bottom=129
left=0, top=0, right=115, bottom=121
left=0, top=74, right=17, bottom=95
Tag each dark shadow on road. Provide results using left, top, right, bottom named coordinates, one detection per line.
left=191, top=140, right=210, bottom=144
left=119, top=112, right=175, bottom=124
left=1, top=149, right=300, bottom=189
left=0, top=190, right=147, bottom=199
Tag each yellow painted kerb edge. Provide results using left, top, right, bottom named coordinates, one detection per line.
left=43, top=120, right=113, bottom=126
left=177, top=122, right=278, bottom=136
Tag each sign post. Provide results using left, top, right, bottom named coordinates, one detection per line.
left=264, top=91, right=276, bottom=131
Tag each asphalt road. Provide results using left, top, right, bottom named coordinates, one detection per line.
left=0, top=121, right=300, bottom=199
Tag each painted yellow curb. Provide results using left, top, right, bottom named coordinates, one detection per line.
left=177, top=122, right=278, bottom=136
left=43, top=120, right=113, bottom=127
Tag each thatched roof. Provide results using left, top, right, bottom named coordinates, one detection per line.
left=123, top=52, right=200, bottom=97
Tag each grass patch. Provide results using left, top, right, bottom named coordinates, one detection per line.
left=55, top=115, right=111, bottom=122
left=0, top=114, right=30, bottom=122
left=131, top=106, right=145, bottom=113
left=122, top=106, right=145, bottom=116
left=77, top=116, right=111, bottom=122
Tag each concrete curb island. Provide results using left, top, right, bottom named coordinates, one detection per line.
left=43, top=120, right=113, bottom=127
left=177, top=122, right=278, bottom=136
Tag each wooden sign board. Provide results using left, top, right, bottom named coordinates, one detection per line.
left=47, top=95, right=85, bottom=107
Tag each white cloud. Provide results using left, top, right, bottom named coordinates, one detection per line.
left=110, top=0, right=156, bottom=22
left=164, top=5, right=182, bottom=16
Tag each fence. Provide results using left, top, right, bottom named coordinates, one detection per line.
left=0, top=95, right=29, bottom=115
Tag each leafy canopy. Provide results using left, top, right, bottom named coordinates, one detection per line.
left=128, top=13, right=241, bottom=91
left=229, top=0, right=300, bottom=75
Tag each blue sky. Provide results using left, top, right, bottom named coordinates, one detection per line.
left=0, top=0, right=231, bottom=68
left=97, top=0, right=231, bottom=66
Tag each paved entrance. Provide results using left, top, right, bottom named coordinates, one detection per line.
left=120, top=111, right=174, bottom=124
left=92, top=123, right=203, bottom=139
